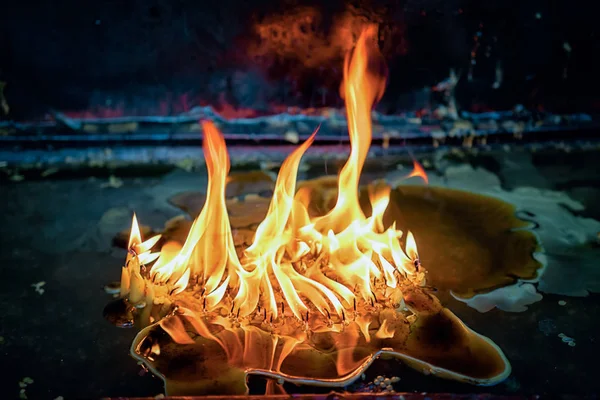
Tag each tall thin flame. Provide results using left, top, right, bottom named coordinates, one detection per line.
left=150, top=120, right=242, bottom=296
left=315, top=25, right=387, bottom=233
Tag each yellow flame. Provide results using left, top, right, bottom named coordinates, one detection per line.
left=149, top=120, right=243, bottom=296
left=122, top=26, right=424, bottom=332
left=128, top=213, right=142, bottom=250
left=313, top=25, right=386, bottom=234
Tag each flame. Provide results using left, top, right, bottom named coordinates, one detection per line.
left=150, top=120, right=243, bottom=296
left=394, top=160, right=429, bottom=185
left=128, top=213, right=142, bottom=250
left=314, top=25, right=386, bottom=233
left=127, top=214, right=161, bottom=258
left=407, top=160, right=429, bottom=184
left=121, top=214, right=161, bottom=299
left=121, top=27, right=425, bottom=347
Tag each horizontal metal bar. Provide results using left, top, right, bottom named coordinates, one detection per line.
left=1, top=125, right=598, bottom=150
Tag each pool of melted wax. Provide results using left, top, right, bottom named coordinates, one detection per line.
left=4, top=144, right=600, bottom=399
left=296, top=178, right=543, bottom=299
left=129, top=284, right=509, bottom=396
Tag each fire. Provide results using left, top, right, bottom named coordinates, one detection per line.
left=110, top=25, right=514, bottom=395
left=407, top=160, right=429, bottom=184
left=119, top=26, right=426, bottom=339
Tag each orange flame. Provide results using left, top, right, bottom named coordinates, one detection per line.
left=150, top=120, right=242, bottom=296
left=121, top=26, right=425, bottom=340
left=407, top=160, right=429, bottom=184
left=314, top=25, right=386, bottom=233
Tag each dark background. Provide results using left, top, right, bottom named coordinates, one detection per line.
left=0, top=0, right=598, bottom=120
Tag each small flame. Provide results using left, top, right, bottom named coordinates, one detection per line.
left=314, top=25, right=386, bottom=233
left=127, top=213, right=161, bottom=258
left=128, top=213, right=142, bottom=250
left=124, top=213, right=161, bottom=274
left=407, top=160, right=429, bottom=184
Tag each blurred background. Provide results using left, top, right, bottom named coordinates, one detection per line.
left=1, top=0, right=598, bottom=121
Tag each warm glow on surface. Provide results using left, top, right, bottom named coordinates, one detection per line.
left=120, top=26, right=425, bottom=340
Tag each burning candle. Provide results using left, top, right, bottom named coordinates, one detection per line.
left=119, top=266, right=130, bottom=297
left=128, top=261, right=146, bottom=306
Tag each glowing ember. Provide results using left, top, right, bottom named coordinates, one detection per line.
left=109, top=26, right=510, bottom=395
